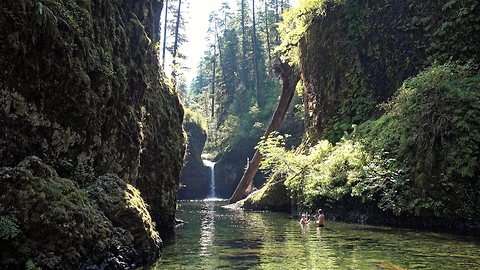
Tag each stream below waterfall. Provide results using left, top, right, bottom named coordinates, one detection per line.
left=153, top=200, right=480, bottom=269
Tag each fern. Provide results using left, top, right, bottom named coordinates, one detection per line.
left=0, top=216, right=20, bottom=239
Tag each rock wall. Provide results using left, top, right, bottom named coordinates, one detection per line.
left=178, top=121, right=210, bottom=200
left=300, top=0, right=480, bottom=142
left=215, top=138, right=266, bottom=199
left=0, top=0, right=184, bottom=268
left=216, top=95, right=303, bottom=200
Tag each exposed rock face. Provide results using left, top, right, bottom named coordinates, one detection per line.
left=0, top=0, right=184, bottom=267
left=216, top=97, right=303, bottom=200
left=215, top=139, right=265, bottom=199
left=300, top=0, right=480, bottom=142
left=0, top=157, right=160, bottom=269
left=178, top=121, right=209, bottom=200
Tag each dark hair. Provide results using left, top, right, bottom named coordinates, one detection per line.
left=318, top=209, right=323, bottom=214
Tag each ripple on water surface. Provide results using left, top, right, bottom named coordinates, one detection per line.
left=154, top=201, right=480, bottom=270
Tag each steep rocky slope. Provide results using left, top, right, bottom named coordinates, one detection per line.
left=0, top=0, right=184, bottom=268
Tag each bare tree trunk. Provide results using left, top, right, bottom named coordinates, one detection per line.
left=265, top=0, right=273, bottom=74
left=275, top=0, right=280, bottom=44
left=229, top=59, right=299, bottom=203
left=172, top=0, right=182, bottom=80
left=162, top=0, right=169, bottom=66
left=240, top=0, right=248, bottom=86
left=211, top=25, right=217, bottom=118
left=275, top=0, right=279, bottom=22
left=241, top=0, right=246, bottom=59
left=252, top=0, right=261, bottom=105
left=172, top=0, right=182, bottom=58
left=217, top=27, right=229, bottom=120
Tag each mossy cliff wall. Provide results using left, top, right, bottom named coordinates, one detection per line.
left=246, top=0, right=479, bottom=229
left=178, top=121, right=210, bottom=200
left=0, top=0, right=184, bottom=268
left=300, top=0, right=480, bottom=142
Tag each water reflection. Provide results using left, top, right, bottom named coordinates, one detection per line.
left=199, top=201, right=216, bottom=257
left=316, top=226, right=323, bottom=241
left=155, top=201, right=480, bottom=270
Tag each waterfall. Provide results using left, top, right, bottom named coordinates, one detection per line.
left=202, top=160, right=217, bottom=199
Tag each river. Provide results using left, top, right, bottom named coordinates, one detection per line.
left=153, top=200, right=480, bottom=269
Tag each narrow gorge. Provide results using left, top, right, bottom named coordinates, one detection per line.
left=1, top=0, right=480, bottom=269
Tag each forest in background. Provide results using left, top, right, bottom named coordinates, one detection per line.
left=162, top=0, right=296, bottom=157
left=177, top=0, right=480, bottom=224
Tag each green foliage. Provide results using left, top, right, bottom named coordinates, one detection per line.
left=25, top=260, right=41, bottom=270
left=0, top=216, right=20, bottom=240
left=258, top=63, right=480, bottom=218
left=258, top=132, right=369, bottom=205
left=371, top=63, right=480, bottom=178
left=184, top=108, right=207, bottom=131
left=357, top=63, right=480, bottom=217
left=426, top=0, right=480, bottom=63
left=323, top=61, right=376, bottom=142
left=187, top=0, right=286, bottom=158
left=277, top=0, right=338, bottom=66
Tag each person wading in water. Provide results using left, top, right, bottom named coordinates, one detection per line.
left=316, top=209, right=325, bottom=227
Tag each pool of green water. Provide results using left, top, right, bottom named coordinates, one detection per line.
left=153, top=200, right=480, bottom=270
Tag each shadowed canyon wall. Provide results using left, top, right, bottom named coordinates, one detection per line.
left=0, top=0, right=184, bottom=268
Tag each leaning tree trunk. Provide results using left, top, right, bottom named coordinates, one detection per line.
left=229, top=59, right=300, bottom=203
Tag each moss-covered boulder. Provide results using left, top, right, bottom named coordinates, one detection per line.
left=242, top=174, right=291, bottom=212
left=0, top=157, right=161, bottom=269
left=86, top=174, right=161, bottom=264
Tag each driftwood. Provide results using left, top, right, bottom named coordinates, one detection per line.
left=229, top=59, right=300, bottom=203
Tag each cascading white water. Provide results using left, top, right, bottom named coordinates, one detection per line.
left=202, top=160, right=217, bottom=198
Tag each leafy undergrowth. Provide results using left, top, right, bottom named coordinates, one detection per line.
left=257, top=64, right=480, bottom=219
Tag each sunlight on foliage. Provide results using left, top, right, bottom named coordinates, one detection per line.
left=257, top=63, right=480, bottom=218
left=184, top=108, right=208, bottom=131
left=276, top=0, right=344, bottom=66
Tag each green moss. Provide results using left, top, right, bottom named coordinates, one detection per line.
left=0, top=157, right=163, bottom=268
left=25, top=260, right=41, bottom=270
left=356, top=63, right=480, bottom=217
left=242, top=174, right=291, bottom=211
